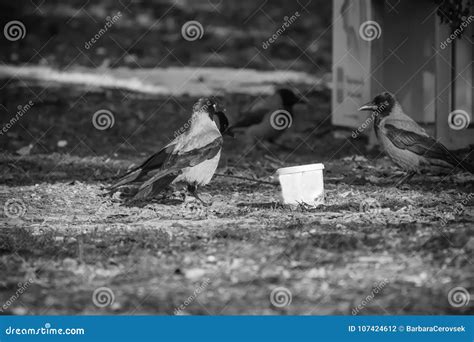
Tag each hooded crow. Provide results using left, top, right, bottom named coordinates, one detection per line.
left=359, top=92, right=473, bottom=185
left=228, top=88, right=306, bottom=143
left=109, top=97, right=228, bottom=203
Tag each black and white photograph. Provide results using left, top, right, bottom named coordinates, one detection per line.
left=0, top=0, right=473, bottom=320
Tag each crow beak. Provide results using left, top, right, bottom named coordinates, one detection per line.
left=358, top=102, right=377, bottom=111
left=213, top=111, right=234, bottom=138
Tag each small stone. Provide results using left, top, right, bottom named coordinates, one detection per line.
left=11, top=307, right=28, bottom=315
left=207, top=255, right=216, bottom=263
left=184, top=268, right=206, bottom=281
left=57, top=140, right=68, bottom=148
left=16, top=144, right=33, bottom=156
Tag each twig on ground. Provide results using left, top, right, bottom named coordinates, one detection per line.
left=214, top=173, right=278, bottom=186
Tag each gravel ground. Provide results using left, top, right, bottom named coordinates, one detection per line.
left=1, top=148, right=473, bottom=315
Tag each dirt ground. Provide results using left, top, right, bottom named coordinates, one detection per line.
left=1, top=90, right=473, bottom=315
left=1, top=0, right=473, bottom=316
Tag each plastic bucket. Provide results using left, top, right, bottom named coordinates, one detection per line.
left=276, top=163, right=325, bottom=206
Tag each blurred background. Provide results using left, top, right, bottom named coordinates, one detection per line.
left=0, top=0, right=341, bottom=162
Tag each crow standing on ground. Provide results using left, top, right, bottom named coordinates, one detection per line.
left=359, top=92, right=473, bottom=186
left=228, top=88, right=306, bottom=143
left=109, top=97, right=229, bottom=203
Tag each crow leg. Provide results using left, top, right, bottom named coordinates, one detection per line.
left=187, top=184, right=210, bottom=206
left=395, top=171, right=416, bottom=187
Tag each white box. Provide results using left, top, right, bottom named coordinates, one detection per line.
left=276, top=163, right=325, bottom=206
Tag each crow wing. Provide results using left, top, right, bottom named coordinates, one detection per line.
left=133, top=136, right=223, bottom=199
left=383, top=117, right=429, bottom=136
left=231, top=108, right=269, bottom=128
left=108, top=143, right=176, bottom=190
left=384, top=124, right=458, bottom=164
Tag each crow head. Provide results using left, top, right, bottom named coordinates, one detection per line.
left=359, top=92, right=395, bottom=116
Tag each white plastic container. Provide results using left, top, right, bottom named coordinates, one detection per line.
left=276, top=163, right=325, bottom=206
